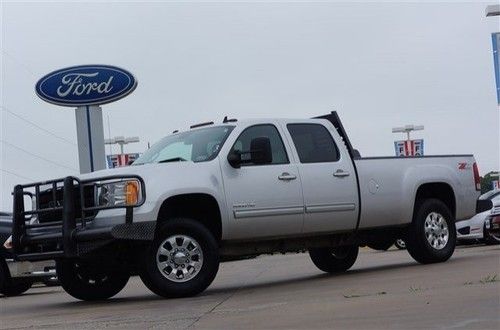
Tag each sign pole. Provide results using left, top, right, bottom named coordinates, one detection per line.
left=75, top=106, right=106, bottom=173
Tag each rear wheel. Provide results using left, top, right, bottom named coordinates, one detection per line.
left=56, top=259, right=130, bottom=301
left=140, top=218, right=220, bottom=298
left=309, top=245, right=359, bottom=273
left=406, top=199, right=456, bottom=264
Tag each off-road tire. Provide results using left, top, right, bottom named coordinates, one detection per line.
left=309, top=245, right=359, bottom=273
left=140, top=218, right=220, bottom=298
left=406, top=198, right=456, bottom=264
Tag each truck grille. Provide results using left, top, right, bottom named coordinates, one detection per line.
left=37, top=185, right=96, bottom=223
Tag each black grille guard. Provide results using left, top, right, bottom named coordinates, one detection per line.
left=11, top=175, right=145, bottom=261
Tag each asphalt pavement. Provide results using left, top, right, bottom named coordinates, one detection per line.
left=1, top=245, right=499, bottom=330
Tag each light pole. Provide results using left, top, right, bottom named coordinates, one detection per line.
left=392, top=125, right=424, bottom=141
left=486, top=4, right=500, bottom=17
left=104, top=136, right=140, bottom=155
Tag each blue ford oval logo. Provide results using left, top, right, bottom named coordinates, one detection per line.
left=35, top=65, right=137, bottom=106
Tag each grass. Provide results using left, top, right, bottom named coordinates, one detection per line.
left=463, top=274, right=498, bottom=285
left=479, top=274, right=498, bottom=284
left=409, top=286, right=424, bottom=293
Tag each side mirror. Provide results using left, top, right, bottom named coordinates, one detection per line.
left=227, top=151, right=242, bottom=168
left=227, top=137, right=273, bottom=168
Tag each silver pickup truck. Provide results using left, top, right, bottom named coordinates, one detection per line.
left=9, top=112, right=485, bottom=301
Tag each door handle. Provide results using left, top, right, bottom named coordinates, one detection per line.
left=333, top=169, right=350, bottom=177
left=278, top=172, right=297, bottom=181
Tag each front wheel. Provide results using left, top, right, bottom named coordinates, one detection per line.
left=56, top=259, right=130, bottom=301
left=0, top=257, right=32, bottom=297
left=140, top=218, right=220, bottom=298
left=406, top=199, right=456, bottom=264
left=309, top=245, right=359, bottom=274
left=483, top=224, right=500, bottom=245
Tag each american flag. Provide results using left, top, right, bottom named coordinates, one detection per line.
left=394, top=139, right=424, bottom=157
left=106, top=153, right=140, bottom=168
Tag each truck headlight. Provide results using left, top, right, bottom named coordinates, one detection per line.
left=96, top=179, right=143, bottom=207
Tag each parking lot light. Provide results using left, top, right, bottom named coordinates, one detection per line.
left=486, top=4, right=500, bottom=17
left=105, top=136, right=140, bottom=155
left=392, top=125, right=424, bottom=141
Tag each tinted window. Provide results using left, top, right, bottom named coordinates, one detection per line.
left=231, top=125, right=288, bottom=165
left=287, top=124, right=339, bottom=163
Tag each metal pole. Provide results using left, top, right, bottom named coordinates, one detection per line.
left=75, top=106, right=106, bottom=174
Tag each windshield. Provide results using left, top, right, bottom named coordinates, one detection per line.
left=479, top=190, right=500, bottom=200
left=133, top=126, right=235, bottom=165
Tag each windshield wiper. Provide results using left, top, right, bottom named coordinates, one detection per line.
left=158, top=157, right=187, bottom=163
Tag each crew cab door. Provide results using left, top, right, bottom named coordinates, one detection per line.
left=221, top=123, right=304, bottom=240
left=284, top=122, right=359, bottom=233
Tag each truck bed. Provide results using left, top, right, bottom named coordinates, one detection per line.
left=354, top=155, right=478, bottom=229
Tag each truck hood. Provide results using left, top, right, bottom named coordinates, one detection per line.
left=76, top=161, right=199, bottom=182
left=75, top=160, right=222, bottom=205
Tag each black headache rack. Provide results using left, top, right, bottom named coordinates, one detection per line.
left=12, top=175, right=145, bottom=261
left=314, top=111, right=357, bottom=160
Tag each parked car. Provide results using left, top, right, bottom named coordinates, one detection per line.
left=456, top=190, right=500, bottom=244
left=7, top=112, right=484, bottom=301
left=485, top=205, right=500, bottom=241
left=1, top=212, right=57, bottom=296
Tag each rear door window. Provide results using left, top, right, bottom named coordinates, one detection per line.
left=287, top=124, right=339, bottom=163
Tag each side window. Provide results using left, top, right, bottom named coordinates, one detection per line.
left=287, top=124, right=339, bottom=163
left=231, top=125, right=289, bottom=165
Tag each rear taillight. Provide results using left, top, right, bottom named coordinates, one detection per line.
left=473, top=162, right=481, bottom=191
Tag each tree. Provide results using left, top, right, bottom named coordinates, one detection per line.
left=481, top=171, right=500, bottom=194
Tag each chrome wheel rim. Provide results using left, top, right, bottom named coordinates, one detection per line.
left=424, top=212, right=449, bottom=250
left=156, top=235, right=203, bottom=283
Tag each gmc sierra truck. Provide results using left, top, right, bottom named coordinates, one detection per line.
left=7, top=112, right=486, bottom=301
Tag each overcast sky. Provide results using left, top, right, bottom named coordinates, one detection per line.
left=1, top=0, right=499, bottom=210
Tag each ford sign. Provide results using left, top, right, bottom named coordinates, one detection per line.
left=35, top=65, right=137, bottom=106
